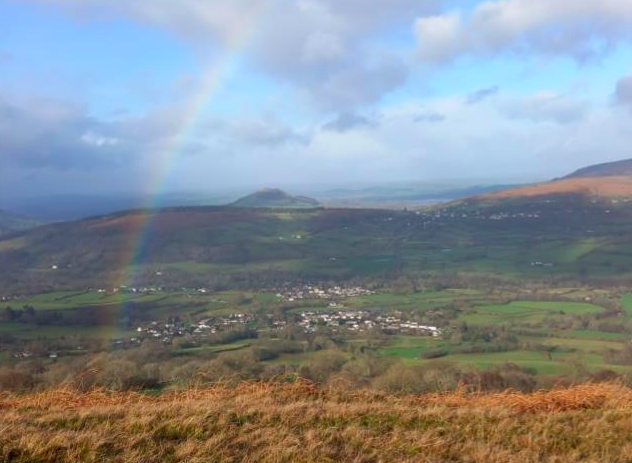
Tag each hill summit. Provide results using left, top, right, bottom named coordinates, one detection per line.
left=565, top=158, right=632, bottom=179
left=230, top=188, right=320, bottom=209
left=478, top=157, right=632, bottom=201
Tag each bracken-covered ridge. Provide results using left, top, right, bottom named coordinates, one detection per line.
left=480, top=176, right=632, bottom=200
left=564, top=158, right=632, bottom=179
left=2, top=382, right=632, bottom=462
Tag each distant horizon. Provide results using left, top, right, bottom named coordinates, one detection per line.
left=1, top=174, right=542, bottom=202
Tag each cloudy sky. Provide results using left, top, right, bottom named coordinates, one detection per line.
left=1, top=0, right=632, bottom=198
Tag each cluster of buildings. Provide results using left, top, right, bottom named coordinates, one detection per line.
left=106, top=304, right=442, bottom=348
left=297, top=310, right=441, bottom=336
left=298, top=310, right=372, bottom=333
left=411, top=208, right=544, bottom=224
left=13, top=350, right=65, bottom=359
left=487, top=212, right=541, bottom=220
left=112, top=313, right=255, bottom=346
left=275, top=284, right=375, bottom=303
left=530, top=261, right=555, bottom=267
left=92, top=286, right=164, bottom=294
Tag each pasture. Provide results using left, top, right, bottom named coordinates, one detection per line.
left=2, top=286, right=631, bottom=381
left=458, top=300, right=605, bottom=325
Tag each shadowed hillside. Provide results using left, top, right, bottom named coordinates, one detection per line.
left=3, top=194, right=632, bottom=292
left=1, top=382, right=631, bottom=462
left=4, top=159, right=632, bottom=293
left=0, top=210, right=42, bottom=237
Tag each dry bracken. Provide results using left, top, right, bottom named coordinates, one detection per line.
left=1, top=382, right=632, bottom=462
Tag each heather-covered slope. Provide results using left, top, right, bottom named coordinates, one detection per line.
left=481, top=176, right=632, bottom=200
left=472, top=157, right=632, bottom=203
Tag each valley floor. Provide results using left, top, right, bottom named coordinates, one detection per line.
left=1, top=382, right=632, bottom=462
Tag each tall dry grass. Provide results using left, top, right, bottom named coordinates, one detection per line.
left=2, top=382, right=632, bottom=462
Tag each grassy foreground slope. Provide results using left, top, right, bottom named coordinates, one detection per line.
left=2, top=382, right=632, bottom=463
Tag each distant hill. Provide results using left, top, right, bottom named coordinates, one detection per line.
left=480, top=176, right=632, bottom=200
left=230, top=189, right=320, bottom=209
left=565, top=158, right=632, bottom=179
left=320, top=183, right=520, bottom=206
left=470, top=158, right=632, bottom=202
left=0, top=209, right=42, bottom=237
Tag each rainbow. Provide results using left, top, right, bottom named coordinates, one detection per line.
left=110, top=5, right=272, bottom=323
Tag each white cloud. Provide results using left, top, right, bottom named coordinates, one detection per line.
left=25, top=0, right=445, bottom=110
left=501, top=92, right=589, bottom=124
left=81, top=132, right=119, bottom=147
left=301, top=31, right=345, bottom=65
left=222, top=117, right=311, bottom=147
left=415, top=0, right=632, bottom=64
left=313, top=56, right=409, bottom=109
left=415, top=12, right=464, bottom=63
left=1, top=85, right=629, bottom=194
left=414, top=112, right=445, bottom=123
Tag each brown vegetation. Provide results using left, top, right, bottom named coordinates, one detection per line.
left=482, top=175, right=632, bottom=199
left=2, top=382, right=632, bottom=462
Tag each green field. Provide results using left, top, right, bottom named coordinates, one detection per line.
left=430, top=350, right=626, bottom=376
left=379, top=336, right=451, bottom=359
left=0, top=322, right=133, bottom=340
left=5, top=290, right=169, bottom=311
left=373, top=289, right=630, bottom=378
left=621, top=294, right=632, bottom=316
left=378, top=336, right=628, bottom=376
left=175, top=340, right=252, bottom=356
left=459, top=300, right=604, bottom=325
left=2, top=285, right=632, bottom=380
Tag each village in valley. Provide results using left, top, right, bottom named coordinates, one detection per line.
left=110, top=284, right=442, bottom=349
left=3, top=282, right=444, bottom=359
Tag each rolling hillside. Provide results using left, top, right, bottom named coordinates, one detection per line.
left=480, top=176, right=632, bottom=200
left=475, top=157, right=632, bottom=201
left=1, top=197, right=632, bottom=292
left=453, top=157, right=632, bottom=204
left=3, top=159, right=632, bottom=292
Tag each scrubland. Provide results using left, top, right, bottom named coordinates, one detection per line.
left=2, top=382, right=632, bottom=462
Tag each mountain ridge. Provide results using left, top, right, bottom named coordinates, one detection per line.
left=473, top=158, right=632, bottom=202
left=564, top=158, right=632, bottom=179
